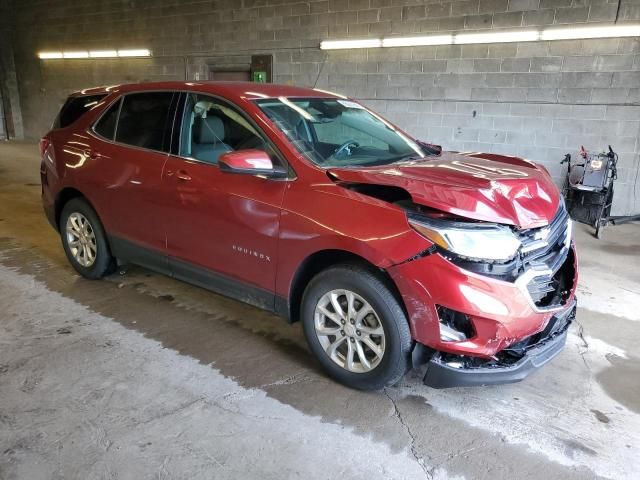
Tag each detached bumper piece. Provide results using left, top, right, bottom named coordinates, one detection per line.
left=424, top=300, right=576, bottom=388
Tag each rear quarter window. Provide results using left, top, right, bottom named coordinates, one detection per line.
left=54, top=94, right=107, bottom=129
left=93, top=98, right=121, bottom=141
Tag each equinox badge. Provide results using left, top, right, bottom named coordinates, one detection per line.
left=232, top=245, right=271, bottom=262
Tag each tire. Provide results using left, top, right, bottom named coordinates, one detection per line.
left=301, top=264, right=412, bottom=390
left=59, top=197, right=115, bottom=279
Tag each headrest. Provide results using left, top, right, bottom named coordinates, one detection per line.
left=194, top=115, right=225, bottom=144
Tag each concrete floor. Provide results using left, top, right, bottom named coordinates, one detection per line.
left=0, top=142, right=639, bottom=480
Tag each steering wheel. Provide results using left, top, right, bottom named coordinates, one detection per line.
left=333, top=140, right=360, bottom=160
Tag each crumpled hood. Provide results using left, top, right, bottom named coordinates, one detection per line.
left=328, top=151, right=560, bottom=229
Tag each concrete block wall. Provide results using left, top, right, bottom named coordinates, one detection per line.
left=0, top=0, right=8, bottom=141
left=4, top=0, right=640, bottom=214
left=0, top=90, right=6, bottom=140
left=0, top=0, right=24, bottom=139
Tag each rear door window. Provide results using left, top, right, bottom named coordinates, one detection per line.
left=115, top=92, right=175, bottom=152
left=54, top=94, right=106, bottom=128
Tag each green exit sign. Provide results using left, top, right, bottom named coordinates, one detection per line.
left=253, top=71, right=267, bottom=83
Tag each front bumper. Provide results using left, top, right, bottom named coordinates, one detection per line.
left=423, top=300, right=575, bottom=388
left=388, top=244, right=578, bottom=358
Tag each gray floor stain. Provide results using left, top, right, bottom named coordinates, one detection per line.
left=596, top=354, right=640, bottom=415
left=590, top=409, right=610, bottom=424
left=561, top=439, right=598, bottom=459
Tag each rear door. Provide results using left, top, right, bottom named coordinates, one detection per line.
left=85, top=91, right=178, bottom=268
left=161, top=92, right=288, bottom=308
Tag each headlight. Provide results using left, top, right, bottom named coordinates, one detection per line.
left=408, top=215, right=521, bottom=262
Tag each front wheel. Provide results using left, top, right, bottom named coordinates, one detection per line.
left=301, top=265, right=412, bottom=390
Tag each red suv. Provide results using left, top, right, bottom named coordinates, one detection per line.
left=41, top=82, right=577, bottom=390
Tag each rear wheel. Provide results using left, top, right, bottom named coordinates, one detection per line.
left=60, top=198, right=115, bottom=279
left=301, top=265, right=412, bottom=390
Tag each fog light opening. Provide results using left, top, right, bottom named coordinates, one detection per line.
left=437, top=305, right=475, bottom=342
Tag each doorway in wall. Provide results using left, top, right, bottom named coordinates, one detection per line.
left=209, top=69, right=251, bottom=81
left=207, top=55, right=273, bottom=83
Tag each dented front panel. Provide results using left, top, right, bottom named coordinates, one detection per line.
left=388, top=244, right=578, bottom=358
left=328, top=151, right=560, bottom=229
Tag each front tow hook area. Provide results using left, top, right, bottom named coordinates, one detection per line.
left=423, top=330, right=568, bottom=388
left=423, top=301, right=576, bottom=388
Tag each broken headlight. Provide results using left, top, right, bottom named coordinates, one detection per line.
left=408, top=215, right=521, bottom=263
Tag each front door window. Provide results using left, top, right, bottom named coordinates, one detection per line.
left=180, top=93, right=269, bottom=165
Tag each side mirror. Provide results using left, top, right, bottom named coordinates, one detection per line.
left=218, top=149, right=288, bottom=179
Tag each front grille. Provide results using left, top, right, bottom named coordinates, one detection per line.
left=430, top=197, right=576, bottom=311
left=441, top=201, right=575, bottom=311
left=516, top=202, right=574, bottom=309
left=518, top=202, right=570, bottom=268
left=523, top=251, right=575, bottom=308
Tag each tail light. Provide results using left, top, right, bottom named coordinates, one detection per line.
left=39, top=137, right=52, bottom=186
left=39, top=137, right=51, bottom=157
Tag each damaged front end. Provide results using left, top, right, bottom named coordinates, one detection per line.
left=326, top=152, right=578, bottom=387
left=388, top=199, right=578, bottom=388
left=423, top=300, right=576, bottom=388
left=406, top=198, right=576, bottom=312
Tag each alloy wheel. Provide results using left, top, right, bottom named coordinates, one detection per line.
left=313, top=289, right=386, bottom=373
left=65, top=212, right=97, bottom=268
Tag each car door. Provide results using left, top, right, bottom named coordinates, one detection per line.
left=86, top=91, right=178, bottom=270
left=162, top=92, right=288, bottom=309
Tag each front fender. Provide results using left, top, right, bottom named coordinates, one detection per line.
left=274, top=182, right=431, bottom=298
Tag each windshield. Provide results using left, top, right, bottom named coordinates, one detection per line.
left=254, top=97, right=427, bottom=167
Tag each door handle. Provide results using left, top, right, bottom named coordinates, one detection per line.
left=175, top=170, right=192, bottom=181
left=87, top=150, right=102, bottom=160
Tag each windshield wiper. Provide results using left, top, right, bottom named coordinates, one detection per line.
left=388, top=154, right=425, bottom=164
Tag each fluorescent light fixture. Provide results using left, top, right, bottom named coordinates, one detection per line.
left=541, top=24, right=640, bottom=41
left=38, top=52, right=63, bottom=59
left=454, top=30, right=539, bottom=44
left=63, top=51, right=89, bottom=59
left=319, top=24, right=640, bottom=50
left=117, top=49, right=151, bottom=57
left=382, top=34, right=453, bottom=47
left=89, top=50, right=118, bottom=58
left=39, top=48, right=151, bottom=59
left=320, top=39, right=382, bottom=50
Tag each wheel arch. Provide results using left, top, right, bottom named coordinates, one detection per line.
left=55, top=187, right=98, bottom=230
left=56, top=187, right=117, bottom=278
left=55, top=187, right=84, bottom=229
left=284, top=249, right=407, bottom=324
